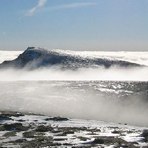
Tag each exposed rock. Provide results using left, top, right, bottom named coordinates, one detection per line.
left=3, top=131, right=16, bottom=137
left=3, top=123, right=29, bottom=131
left=23, top=131, right=35, bottom=138
left=21, top=136, right=53, bottom=148
left=141, top=129, right=148, bottom=142
left=92, top=138, right=105, bottom=144
left=0, top=114, right=12, bottom=121
left=14, top=139, right=27, bottom=143
left=111, top=130, right=120, bottom=134
left=141, top=129, right=148, bottom=137
left=1, top=111, right=24, bottom=117
left=45, top=117, right=69, bottom=121
left=35, top=125, right=53, bottom=132
left=0, top=124, right=5, bottom=131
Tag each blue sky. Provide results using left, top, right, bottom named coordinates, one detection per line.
left=0, top=0, right=148, bottom=51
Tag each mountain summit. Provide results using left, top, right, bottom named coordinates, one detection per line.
left=0, top=47, right=141, bottom=69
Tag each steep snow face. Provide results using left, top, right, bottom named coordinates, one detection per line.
left=0, top=47, right=142, bottom=69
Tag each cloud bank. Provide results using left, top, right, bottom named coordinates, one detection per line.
left=0, top=67, right=148, bottom=81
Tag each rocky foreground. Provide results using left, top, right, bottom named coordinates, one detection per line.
left=0, top=111, right=148, bottom=148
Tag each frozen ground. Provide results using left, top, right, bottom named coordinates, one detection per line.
left=0, top=111, right=148, bottom=148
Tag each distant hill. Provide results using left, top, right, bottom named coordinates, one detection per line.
left=0, top=47, right=142, bottom=69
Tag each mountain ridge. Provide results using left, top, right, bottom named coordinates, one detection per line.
left=0, top=47, right=142, bottom=69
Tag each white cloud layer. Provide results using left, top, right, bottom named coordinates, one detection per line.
left=26, top=1, right=96, bottom=16
left=49, top=2, right=97, bottom=10
left=26, top=0, right=47, bottom=16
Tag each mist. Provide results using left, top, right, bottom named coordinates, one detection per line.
left=0, top=67, right=148, bottom=127
left=0, top=66, right=148, bottom=81
left=0, top=80, right=148, bottom=127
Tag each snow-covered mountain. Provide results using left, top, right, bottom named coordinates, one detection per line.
left=0, top=47, right=142, bottom=69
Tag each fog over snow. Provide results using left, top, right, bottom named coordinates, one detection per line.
left=0, top=50, right=148, bottom=127
left=0, top=50, right=148, bottom=81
